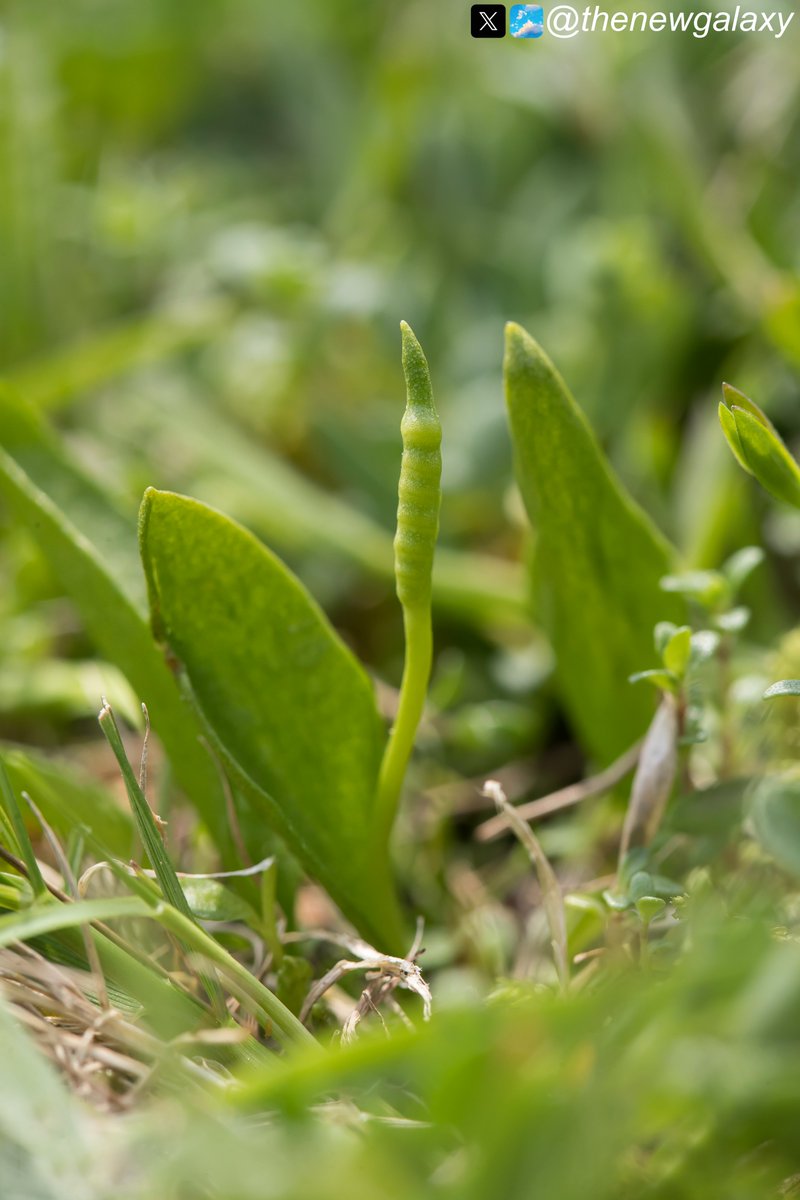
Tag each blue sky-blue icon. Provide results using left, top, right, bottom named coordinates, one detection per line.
left=510, top=5, right=544, bottom=37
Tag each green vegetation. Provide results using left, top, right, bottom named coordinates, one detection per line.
left=1, top=4, right=800, bottom=1198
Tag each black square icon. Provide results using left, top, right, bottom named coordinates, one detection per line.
left=471, top=5, right=506, bottom=37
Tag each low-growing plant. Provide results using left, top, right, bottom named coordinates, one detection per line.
left=1, top=326, right=800, bottom=1198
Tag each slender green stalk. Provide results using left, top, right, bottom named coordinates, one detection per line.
left=376, top=609, right=433, bottom=844
left=375, top=323, right=441, bottom=842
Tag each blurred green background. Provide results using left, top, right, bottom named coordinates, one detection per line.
left=1, top=0, right=799, bottom=764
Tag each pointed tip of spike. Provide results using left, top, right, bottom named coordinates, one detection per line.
left=400, top=319, right=418, bottom=347
left=399, top=322, right=435, bottom=417
left=400, top=320, right=424, bottom=363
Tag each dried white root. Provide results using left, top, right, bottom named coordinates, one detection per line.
left=298, top=924, right=431, bottom=1036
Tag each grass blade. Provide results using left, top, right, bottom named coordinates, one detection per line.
left=98, top=701, right=192, bottom=919
left=98, top=701, right=233, bottom=1018
left=0, top=757, right=46, bottom=898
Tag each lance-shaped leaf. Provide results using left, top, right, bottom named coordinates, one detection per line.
left=504, top=323, right=683, bottom=761
left=0, top=395, right=234, bottom=858
left=139, top=488, right=407, bottom=951
left=719, top=383, right=800, bottom=509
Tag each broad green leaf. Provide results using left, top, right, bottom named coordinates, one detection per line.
left=750, top=776, right=800, bottom=878
left=139, top=488, right=407, bottom=950
left=504, top=323, right=683, bottom=760
left=0, top=396, right=235, bottom=859
left=719, top=384, right=800, bottom=509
